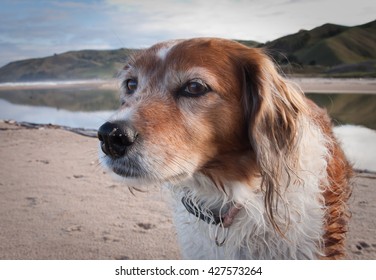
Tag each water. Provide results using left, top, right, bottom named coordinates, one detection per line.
left=306, top=93, right=376, bottom=130
left=334, top=125, right=376, bottom=172
left=0, top=99, right=113, bottom=129
left=0, top=84, right=375, bottom=130
left=0, top=84, right=375, bottom=171
left=0, top=84, right=119, bottom=129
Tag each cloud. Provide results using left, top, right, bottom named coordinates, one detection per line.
left=0, top=0, right=374, bottom=67
left=105, top=0, right=275, bottom=42
left=0, top=0, right=116, bottom=66
left=104, top=0, right=376, bottom=46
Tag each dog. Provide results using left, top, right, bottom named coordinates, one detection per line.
left=98, top=38, right=352, bottom=259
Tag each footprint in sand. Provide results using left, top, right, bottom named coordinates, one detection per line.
left=25, top=197, right=38, bottom=207
left=62, top=225, right=82, bottom=233
left=137, top=222, right=156, bottom=230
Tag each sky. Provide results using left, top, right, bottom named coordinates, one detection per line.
left=0, top=0, right=375, bottom=67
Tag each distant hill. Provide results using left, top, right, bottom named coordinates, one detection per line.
left=235, top=40, right=260, bottom=48
left=263, top=20, right=376, bottom=76
left=0, top=20, right=375, bottom=82
left=0, top=48, right=134, bottom=82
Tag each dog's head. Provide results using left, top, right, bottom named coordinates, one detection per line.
left=98, top=38, right=306, bottom=191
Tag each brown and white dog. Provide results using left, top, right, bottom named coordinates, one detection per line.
left=98, top=38, right=352, bottom=259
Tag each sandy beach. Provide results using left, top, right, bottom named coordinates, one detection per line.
left=0, top=120, right=375, bottom=260
left=0, top=121, right=179, bottom=259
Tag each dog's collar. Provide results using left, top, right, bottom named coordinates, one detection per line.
left=181, top=196, right=242, bottom=228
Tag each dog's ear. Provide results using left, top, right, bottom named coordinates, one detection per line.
left=240, top=48, right=308, bottom=231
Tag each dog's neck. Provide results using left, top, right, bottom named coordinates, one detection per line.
left=181, top=195, right=242, bottom=228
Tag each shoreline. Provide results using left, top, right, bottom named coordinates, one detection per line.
left=291, top=77, right=376, bottom=94
left=0, top=79, right=119, bottom=91
left=0, top=77, right=375, bottom=94
left=2, top=120, right=375, bottom=174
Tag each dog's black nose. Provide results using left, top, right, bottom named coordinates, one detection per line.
left=98, top=121, right=138, bottom=158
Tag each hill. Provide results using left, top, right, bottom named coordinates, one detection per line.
left=0, top=48, right=135, bottom=82
left=264, top=20, right=376, bottom=76
left=0, top=20, right=375, bottom=82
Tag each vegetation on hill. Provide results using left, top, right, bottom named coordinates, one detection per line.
left=0, top=20, right=375, bottom=82
left=263, top=20, right=376, bottom=77
left=0, top=49, right=134, bottom=82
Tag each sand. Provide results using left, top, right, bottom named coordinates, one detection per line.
left=0, top=121, right=375, bottom=260
left=292, top=77, right=376, bottom=94
left=0, top=122, right=179, bottom=260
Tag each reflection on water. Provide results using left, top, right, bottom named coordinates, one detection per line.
left=0, top=85, right=375, bottom=130
left=0, top=86, right=119, bottom=129
left=0, top=99, right=113, bottom=129
left=0, top=87, right=119, bottom=111
left=306, top=93, right=376, bottom=130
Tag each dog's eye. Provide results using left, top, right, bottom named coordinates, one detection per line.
left=124, top=79, right=138, bottom=94
left=182, top=79, right=210, bottom=97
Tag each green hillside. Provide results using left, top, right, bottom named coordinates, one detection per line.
left=0, top=48, right=134, bottom=82
left=235, top=40, right=260, bottom=48
left=265, top=20, right=376, bottom=75
left=0, top=20, right=375, bottom=82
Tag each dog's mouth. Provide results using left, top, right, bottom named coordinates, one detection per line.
left=101, top=152, right=190, bottom=183
left=101, top=155, right=146, bottom=178
left=111, top=161, right=143, bottom=178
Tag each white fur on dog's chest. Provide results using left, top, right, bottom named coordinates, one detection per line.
left=171, top=179, right=325, bottom=259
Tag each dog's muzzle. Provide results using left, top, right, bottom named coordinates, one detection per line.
left=97, top=121, right=138, bottom=158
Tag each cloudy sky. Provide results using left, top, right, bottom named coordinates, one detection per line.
left=0, top=0, right=374, bottom=67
